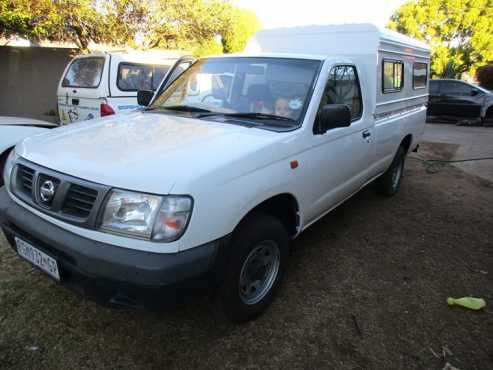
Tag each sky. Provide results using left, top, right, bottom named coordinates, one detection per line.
left=233, top=0, right=408, bottom=29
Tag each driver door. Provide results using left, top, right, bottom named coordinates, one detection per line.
left=304, top=64, right=375, bottom=224
left=435, top=81, right=482, bottom=118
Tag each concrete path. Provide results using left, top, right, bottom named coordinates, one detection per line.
left=422, top=123, right=493, bottom=182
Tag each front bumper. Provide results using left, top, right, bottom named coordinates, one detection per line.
left=0, top=188, right=230, bottom=310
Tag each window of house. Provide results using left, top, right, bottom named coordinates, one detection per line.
left=317, top=65, right=363, bottom=122
left=117, top=63, right=171, bottom=91
left=382, top=60, right=404, bottom=93
left=413, top=62, right=428, bottom=89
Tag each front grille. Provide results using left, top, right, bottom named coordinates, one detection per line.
left=62, top=184, right=98, bottom=218
left=11, top=159, right=109, bottom=229
left=37, top=174, right=60, bottom=208
left=17, top=164, right=34, bottom=194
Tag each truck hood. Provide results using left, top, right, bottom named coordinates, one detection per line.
left=17, top=112, right=284, bottom=194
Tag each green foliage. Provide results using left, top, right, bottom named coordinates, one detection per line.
left=99, top=0, right=148, bottom=49
left=222, top=8, right=260, bottom=54
left=0, top=0, right=261, bottom=54
left=476, top=64, right=493, bottom=90
left=0, top=0, right=59, bottom=42
left=388, top=0, right=493, bottom=77
left=143, top=0, right=229, bottom=50
left=192, top=37, right=224, bottom=57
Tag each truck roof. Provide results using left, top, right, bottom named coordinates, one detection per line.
left=73, top=50, right=182, bottom=65
left=207, top=52, right=328, bottom=61
left=245, top=23, right=430, bottom=59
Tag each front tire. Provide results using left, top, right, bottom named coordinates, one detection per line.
left=376, top=146, right=406, bottom=196
left=219, top=212, right=289, bottom=323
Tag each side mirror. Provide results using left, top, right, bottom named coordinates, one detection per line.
left=137, top=90, right=154, bottom=106
left=471, top=89, right=480, bottom=96
left=315, top=104, right=352, bottom=134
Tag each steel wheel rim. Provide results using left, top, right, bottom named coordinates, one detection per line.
left=239, top=240, right=280, bottom=305
left=392, top=159, right=403, bottom=189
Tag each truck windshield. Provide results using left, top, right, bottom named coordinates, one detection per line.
left=149, top=57, right=321, bottom=128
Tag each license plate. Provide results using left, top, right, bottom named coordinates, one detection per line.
left=15, top=237, right=60, bottom=281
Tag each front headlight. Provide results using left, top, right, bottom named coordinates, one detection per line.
left=2, top=149, right=18, bottom=190
left=100, top=189, right=193, bottom=242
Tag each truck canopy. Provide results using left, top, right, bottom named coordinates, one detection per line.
left=245, top=23, right=430, bottom=58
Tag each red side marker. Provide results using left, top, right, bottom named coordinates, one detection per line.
left=290, top=160, right=299, bottom=169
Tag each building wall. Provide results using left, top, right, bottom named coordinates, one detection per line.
left=0, top=46, right=78, bottom=122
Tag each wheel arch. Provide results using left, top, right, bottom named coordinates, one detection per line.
left=485, top=105, right=493, bottom=118
left=0, top=146, right=14, bottom=186
left=235, top=193, right=300, bottom=237
left=400, top=134, right=413, bottom=154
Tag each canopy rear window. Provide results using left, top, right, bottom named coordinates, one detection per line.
left=62, top=57, right=105, bottom=88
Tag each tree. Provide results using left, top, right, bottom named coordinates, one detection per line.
left=476, top=64, right=493, bottom=90
left=1, top=0, right=103, bottom=49
left=98, top=0, right=148, bottom=49
left=388, top=0, right=493, bottom=77
left=222, top=7, right=260, bottom=54
left=142, top=0, right=228, bottom=51
left=0, top=0, right=59, bottom=44
left=0, top=0, right=260, bottom=54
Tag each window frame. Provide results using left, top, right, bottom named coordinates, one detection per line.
left=412, top=62, right=428, bottom=90
left=150, top=56, right=324, bottom=133
left=61, top=56, right=106, bottom=89
left=117, top=62, right=170, bottom=92
left=443, top=80, right=484, bottom=97
left=382, top=59, right=404, bottom=93
left=314, top=63, right=364, bottom=131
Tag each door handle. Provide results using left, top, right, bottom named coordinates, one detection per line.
left=362, top=130, right=371, bottom=139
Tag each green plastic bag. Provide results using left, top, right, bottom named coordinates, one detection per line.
left=447, top=297, right=486, bottom=310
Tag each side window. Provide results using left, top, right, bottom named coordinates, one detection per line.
left=413, top=62, right=428, bottom=89
left=450, top=82, right=473, bottom=96
left=117, top=63, right=171, bottom=92
left=382, top=60, right=404, bottom=93
left=317, top=65, right=363, bottom=122
left=118, top=63, right=152, bottom=91
left=160, top=60, right=194, bottom=92
left=152, top=65, right=171, bottom=90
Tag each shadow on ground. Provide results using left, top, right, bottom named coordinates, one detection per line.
left=1, top=142, right=492, bottom=369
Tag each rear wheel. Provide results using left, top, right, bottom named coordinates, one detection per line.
left=375, top=146, right=406, bottom=196
left=219, top=212, right=289, bottom=323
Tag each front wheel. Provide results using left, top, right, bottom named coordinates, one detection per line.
left=218, top=212, right=289, bottom=323
left=375, top=146, right=406, bottom=196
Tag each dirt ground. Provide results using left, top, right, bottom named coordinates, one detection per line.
left=0, top=141, right=492, bottom=370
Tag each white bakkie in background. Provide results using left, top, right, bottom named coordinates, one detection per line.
left=1, top=24, right=429, bottom=322
left=57, top=51, right=180, bottom=124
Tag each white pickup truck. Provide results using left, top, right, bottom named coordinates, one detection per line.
left=0, top=24, right=429, bottom=322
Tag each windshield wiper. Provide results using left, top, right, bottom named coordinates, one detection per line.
left=197, top=112, right=296, bottom=124
left=145, top=105, right=212, bottom=113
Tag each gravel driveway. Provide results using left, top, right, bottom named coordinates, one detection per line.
left=423, top=123, right=493, bottom=182
left=0, top=140, right=492, bottom=370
